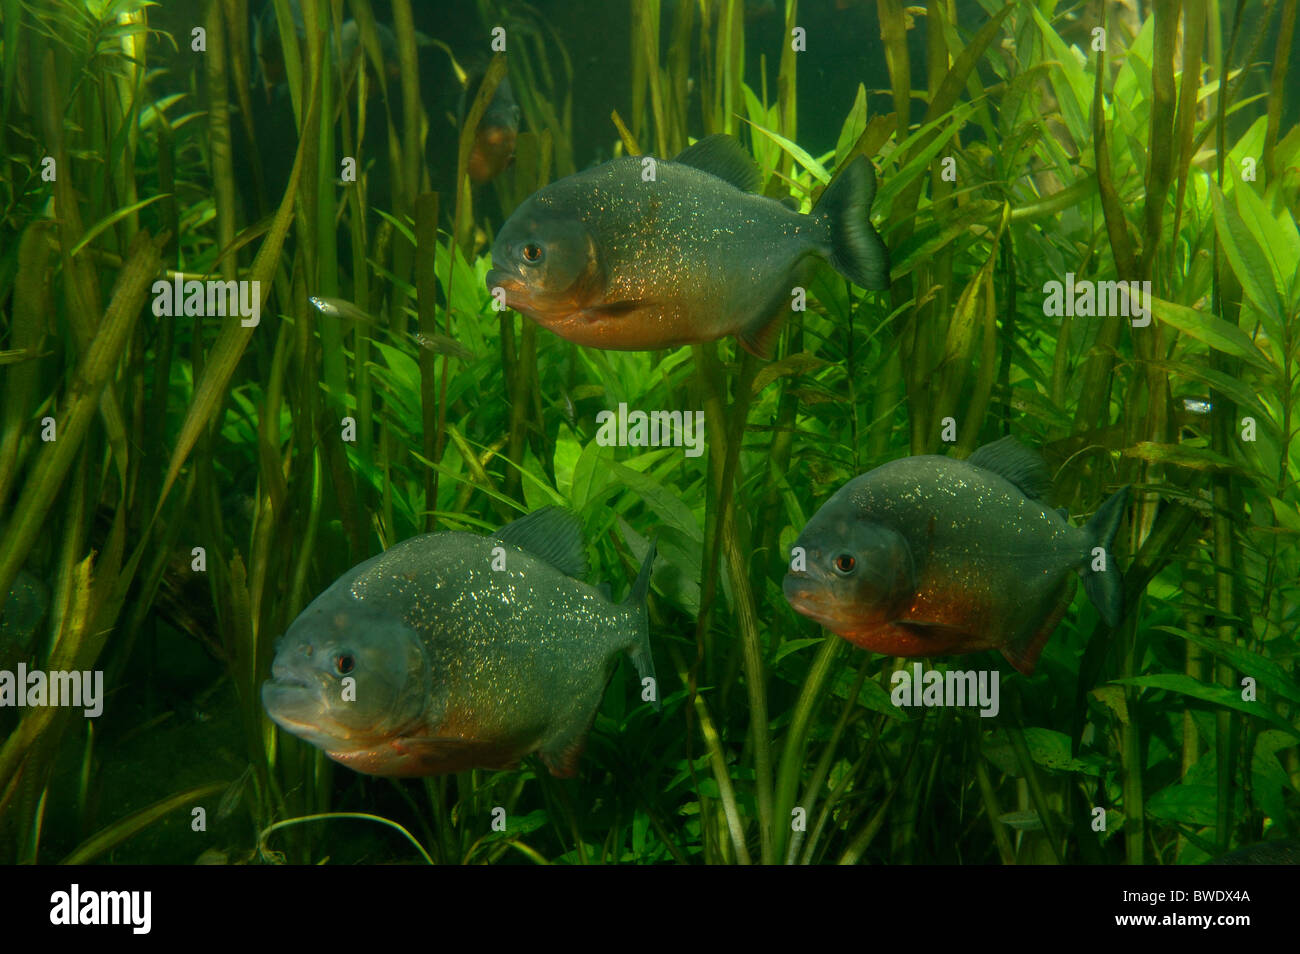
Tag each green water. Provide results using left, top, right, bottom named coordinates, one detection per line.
left=0, top=0, right=1297, bottom=867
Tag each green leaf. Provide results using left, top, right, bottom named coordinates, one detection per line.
left=1120, top=442, right=1243, bottom=474
left=1150, top=295, right=1273, bottom=373
left=1236, top=176, right=1300, bottom=284
left=69, top=194, right=171, bottom=257
left=610, top=461, right=702, bottom=544
left=833, top=83, right=868, bottom=169
left=1210, top=182, right=1285, bottom=328
left=1027, top=6, right=1092, bottom=145
left=742, top=117, right=830, bottom=184
left=772, top=638, right=825, bottom=664
left=62, top=782, right=227, bottom=864
left=553, top=424, right=582, bottom=502
left=1154, top=626, right=1300, bottom=707
left=1021, top=727, right=1105, bottom=774
left=1113, top=674, right=1300, bottom=739
left=999, top=810, right=1044, bottom=831
left=1146, top=783, right=1218, bottom=827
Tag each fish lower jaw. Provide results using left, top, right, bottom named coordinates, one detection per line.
left=785, top=594, right=855, bottom=634
left=485, top=268, right=522, bottom=289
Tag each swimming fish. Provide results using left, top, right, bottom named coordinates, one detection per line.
left=261, top=508, right=658, bottom=777
left=783, top=437, right=1129, bottom=675
left=486, top=134, right=889, bottom=356
left=463, top=73, right=520, bottom=184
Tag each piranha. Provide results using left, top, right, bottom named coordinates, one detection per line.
left=783, top=437, right=1129, bottom=675
left=486, top=134, right=890, bottom=356
left=261, top=508, right=658, bottom=778
left=464, top=73, right=520, bottom=184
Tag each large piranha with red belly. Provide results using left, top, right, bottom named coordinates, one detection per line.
left=783, top=437, right=1130, bottom=675
left=261, top=508, right=658, bottom=777
left=486, top=134, right=890, bottom=356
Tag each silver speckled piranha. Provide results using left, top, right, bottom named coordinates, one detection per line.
left=486, top=134, right=890, bottom=357
left=261, top=508, right=658, bottom=778
left=783, top=437, right=1130, bottom=675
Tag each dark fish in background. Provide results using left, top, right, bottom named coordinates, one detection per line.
left=240, top=1, right=400, bottom=222
left=338, top=19, right=401, bottom=93
left=783, top=437, right=1129, bottom=675
left=0, top=572, right=49, bottom=735
left=486, top=134, right=890, bottom=356
left=461, top=71, right=521, bottom=184
left=261, top=508, right=658, bottom=778
left=251, top=0, right=303, bottom=96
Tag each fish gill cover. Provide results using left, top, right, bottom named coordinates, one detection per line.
left=0, top=0, right=1296, bottom=880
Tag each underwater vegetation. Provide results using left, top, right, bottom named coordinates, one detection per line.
left=0, top=0, right=1298, bottom=869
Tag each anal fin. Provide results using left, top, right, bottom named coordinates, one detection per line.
left=538, top=711, right=599, bottom=779
left=739, top=308, right=788, bottom=358
left=1000, top=577, right=1078, bottom=676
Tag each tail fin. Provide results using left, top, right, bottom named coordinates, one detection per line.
left=1082, top=486, right=1130, bottom=626
left=813, top=156, right=890, bottom=290
left=623, top=539, right=660, bottom=712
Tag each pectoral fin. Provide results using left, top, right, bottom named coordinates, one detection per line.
left=893, top=618, right=978, bottom=652
left=580, top=300, right=643, bottom=319
left=391, top=736, right=520, bottom=774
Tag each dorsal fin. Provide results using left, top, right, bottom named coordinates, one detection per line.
left=495, top=507, right=589, bottom=578
left=672, top=134, right=761, bottom=192
left=967, top=436, right=1052, bottom=502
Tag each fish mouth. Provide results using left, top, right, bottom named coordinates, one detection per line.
left=262, top=664, right=326, bottom=730
left=783, top=575, right=851, bottom=631
left=268, top=661, right=314, bottom=690
left=486, top=268, right=532, bottom=309
left=261, top=677, right=348, bottom=753
left=486, top=263, right=525, bottom=289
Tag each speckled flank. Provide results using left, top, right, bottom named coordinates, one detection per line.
left=787, top=455, right=1090, bottom=672
left=371, top=536, right=624, bottom=711
left=505, top=156, right=822, bottom=349
left=278, top=531, right=640, bottom=776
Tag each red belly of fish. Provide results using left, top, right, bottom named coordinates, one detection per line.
left=540, top=304, right=702, bottom=351
left=469, top=127, right=516, bottom=183
left=838, top=579, right=1004, bottom=657
left=837, top=620, right=986, bottom=657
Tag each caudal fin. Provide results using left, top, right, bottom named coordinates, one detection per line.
left=623, top=539, right=661, bottom=712
left=813, top=156, right=890, bottom=290
left=1082, top=486, right=1130, bottom=626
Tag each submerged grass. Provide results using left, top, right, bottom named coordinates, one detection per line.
left=0, top=0, right=1296, bottom=865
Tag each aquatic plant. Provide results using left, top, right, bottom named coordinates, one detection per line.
left=0, top=0, right=1295, bottom=866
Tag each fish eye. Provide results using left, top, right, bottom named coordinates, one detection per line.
left=833, top=554, right=856, bottom=575
left=521, top=242, right=544, bottom=264
left=334, top=653, right=355, bottom=676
